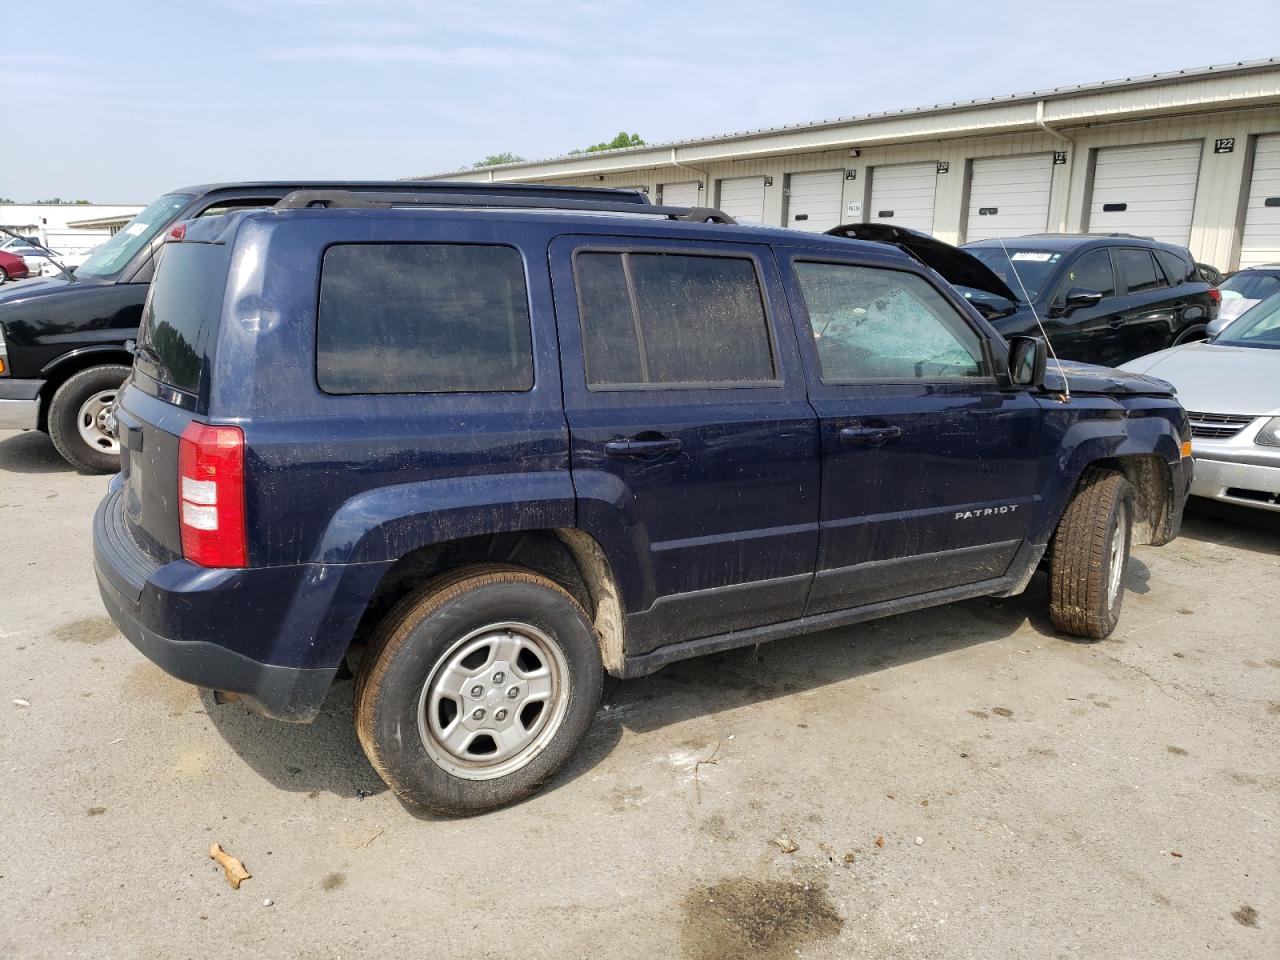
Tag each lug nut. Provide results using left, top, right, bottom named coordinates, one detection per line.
left=495, top=709, right=508, bottom=721
left=470, top=685, right=485, bottom=698
left=493, top=671, right=506, bottom=684
left=472, top=708, right=485, bottom=721
left=507, top=686, right=520, bottom=699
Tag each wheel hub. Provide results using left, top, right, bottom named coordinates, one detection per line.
left=75, top=389, right=121, bottom=455
left=417, top=622, right=569, bottom=781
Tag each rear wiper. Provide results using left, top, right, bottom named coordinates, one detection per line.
left=132, top=342, right=171, bottom=378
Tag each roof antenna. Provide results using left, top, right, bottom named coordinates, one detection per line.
left=997, top=235, right=1069, bottom=402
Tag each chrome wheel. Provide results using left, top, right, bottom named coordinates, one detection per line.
left=417, top=622, right=569, bottom=781
left=76, top=389, right=120, bottom=455
left=1107, top=500, right=1128, bottom=608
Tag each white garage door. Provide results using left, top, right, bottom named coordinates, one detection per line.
left=717, top=176, right=766, bottom=223
left=1240, top=134, right=1280, bottom=268
left=786, top=170, right=843, bottom=232
left=1087, top=141, right=1202, bottom=245
left=965, top=154, right=1053, bottom=241
left=869, top=162, right=937, bottom=233
left=660, top=181, right=700, bottom=208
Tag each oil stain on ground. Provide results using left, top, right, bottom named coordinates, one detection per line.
left=682, top=876, right=843, bottom=960
left=54, top=616, right=119, bottom=645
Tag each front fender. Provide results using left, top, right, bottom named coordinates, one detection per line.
left=313, top=471, right=576, bottom=564
left=1032, top=399, right=1183, bottom=544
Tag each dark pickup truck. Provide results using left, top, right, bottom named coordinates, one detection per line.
left=0, top=181, right=650, bottom=470
left=95, top=187, right=1191, bottom=814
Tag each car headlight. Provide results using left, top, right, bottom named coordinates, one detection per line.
left=1257, top=417, right=1280, bottom=447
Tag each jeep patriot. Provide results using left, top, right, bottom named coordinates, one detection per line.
left=94, top=187, right=1192, bottom=813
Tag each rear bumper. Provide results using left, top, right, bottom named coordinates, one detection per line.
left=0, top=378, right=43, bottom=431
left=1190, top=454, right=1280, bottom=512
left=93, top=486, right=390, bottom=722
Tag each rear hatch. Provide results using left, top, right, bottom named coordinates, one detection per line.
left=114, top=224, right=232, bottom=565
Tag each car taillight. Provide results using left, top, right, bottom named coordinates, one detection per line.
left=1207, top=287, right=1221, bottom=305
left=178, top=422, right=247, bottom=568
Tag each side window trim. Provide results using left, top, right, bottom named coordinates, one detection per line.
left=570, top=244, right=784, bottom=392
left=789, top=256, right=996, bottom=386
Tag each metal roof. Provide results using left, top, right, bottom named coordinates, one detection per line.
left=415, top=57, right=1280, bottom=179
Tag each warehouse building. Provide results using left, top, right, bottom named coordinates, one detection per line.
left=416, top=58, right=1280, bottom=271
left=0, top=203, right=144, bottom=254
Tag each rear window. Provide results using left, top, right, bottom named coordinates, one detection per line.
left=137, top=242, right=230, bottom=394
left=574, top=251, right=776, bottom=388
left=317, top=243, right=533, bottom=395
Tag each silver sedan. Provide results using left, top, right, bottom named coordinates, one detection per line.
left=1121, top=292, right=1280, bottom=512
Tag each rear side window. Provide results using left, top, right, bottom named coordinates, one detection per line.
left=138, top=242, right=230, bottom=394
left=1155, top=249, right=1194, bottom=285
left=1116, top=248, right=1163, bottom=293
left=317, top=243, right=533, bottom=394
left=575, top=252, right=776, bottom=387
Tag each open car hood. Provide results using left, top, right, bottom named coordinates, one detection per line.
left=825, top=223, right=1020, bottom=303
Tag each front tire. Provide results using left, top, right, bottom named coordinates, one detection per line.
left=47, top=364, right=129, bottom=473
left=355, top=565, right=603, bottom=815
left=1049, top=467, right=1133, bottom=639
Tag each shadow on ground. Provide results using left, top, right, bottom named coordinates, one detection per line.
left=203, top=571, right=1057, bottom=810
left=0, top=431, right=73, bottom=475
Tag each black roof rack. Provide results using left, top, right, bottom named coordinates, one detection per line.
left=273, top=189, right=737, bottom=224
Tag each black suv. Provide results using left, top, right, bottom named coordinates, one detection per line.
left=95, top=187, right=1191, bottom=814
left=963, top=234, right=1220, bottom=366
left=0, top=181, right=649, bottom=471
left=829, top=226, right=1219, bottom=368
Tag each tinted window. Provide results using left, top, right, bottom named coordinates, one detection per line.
left=317, top=244, right=533, bottom=394
left=575, top=252, right=775, bottom=387
left=795, top=262, right=985, bottom=381
left=1061, top=249, right=1116, bottom=299
left=138, top=242, right=230, bottom=394
left=1155, top=249, right=1193, bottom=285
left=1116, top=248, right=1162, bottom=293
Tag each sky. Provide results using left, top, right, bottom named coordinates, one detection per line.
left=3, top=0, right=1278, bottom=203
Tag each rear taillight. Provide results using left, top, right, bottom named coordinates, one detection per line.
left=178, top=422, right=246, bottom=568
left=1208, top=287, right=1221, bottom=305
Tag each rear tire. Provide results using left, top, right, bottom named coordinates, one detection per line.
left=0, top=267, right=8, bottom=284
left=47, top=364, right=130, bottom=473
left=355, top=565, right=603, bottom=815
left=1049, top=467, right=1133, bottom=640
left=1173, top=325, right=1208, bottom=345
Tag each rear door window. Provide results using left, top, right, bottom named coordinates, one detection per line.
left=317, top=243, right=534, bottom=394
left=574, top=252, right=776, bottom=387
left=1116, top=248, right=1163, bottom=293
left=137, top=242, right=230, bottom=394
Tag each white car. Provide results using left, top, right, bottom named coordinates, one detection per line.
left=1208, top=265, right=1280, bottom=335
left=0, top=237, right=73, bottom=278
left=39, top=249, right=93, bottom=277
left=1121, top=292, right=1280, bottom=512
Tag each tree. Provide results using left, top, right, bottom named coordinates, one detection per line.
left=32, top=198, right=93, bottom=204
left=473, top=152, right=525, bottom=168
left=583, top=132, right=645, bottom=153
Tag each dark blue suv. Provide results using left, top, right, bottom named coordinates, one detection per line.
left=94, top=187, right=1192, bottom=813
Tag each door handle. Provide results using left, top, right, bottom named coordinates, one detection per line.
left=1108, top=316, right=1126, bottom=328
left=839, top=425, right=902, bottom=446
left=604, top=437, right=683, bottom=459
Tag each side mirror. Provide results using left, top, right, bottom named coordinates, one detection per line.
left=1063, top=287, right=1104, bottom=313
left=1007, top=335, right=1048, bottom=388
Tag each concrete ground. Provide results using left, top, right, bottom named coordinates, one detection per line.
left=1, top=426, right=1275, bottom=960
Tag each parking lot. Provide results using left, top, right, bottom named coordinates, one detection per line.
left=0, top=425, right=1275, bottom=959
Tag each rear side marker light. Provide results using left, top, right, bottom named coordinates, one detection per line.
left=178, top=422, right=247, bottom=567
